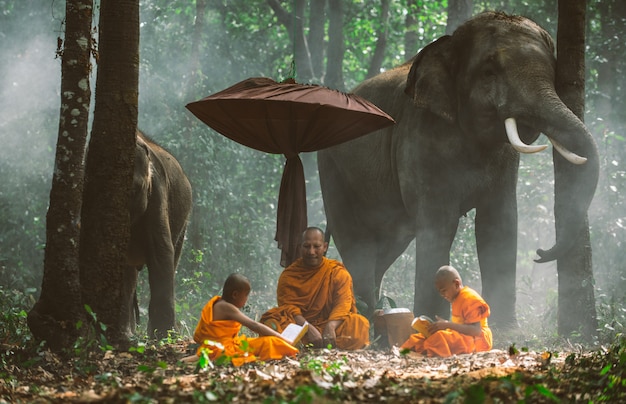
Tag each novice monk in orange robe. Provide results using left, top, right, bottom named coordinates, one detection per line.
left=260, top=227, right=369, bottom=350
left=402, top=265, right=492, bottom=357
left=193, top=273, right=298, bottom=366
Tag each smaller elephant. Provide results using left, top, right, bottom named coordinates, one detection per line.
left=124, top=131, right=192, bottom=339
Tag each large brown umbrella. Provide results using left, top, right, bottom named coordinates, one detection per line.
left=186, top=77, right=395, bottom=267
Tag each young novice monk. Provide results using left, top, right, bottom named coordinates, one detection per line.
left=401, top=265, right=492, bottom=357
left=193, top=273, right=299, bottom=366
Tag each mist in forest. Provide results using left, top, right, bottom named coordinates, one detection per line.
left=0, top=35, right=59, bottom=180
left=1, top=2, right=623, bottom=344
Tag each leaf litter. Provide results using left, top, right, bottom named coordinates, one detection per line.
left=1, top=338, right=624, bottom=402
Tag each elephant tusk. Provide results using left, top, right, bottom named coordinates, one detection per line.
left=548, top=138, right=588, bottom=165
left=504, top=117, right=548, bottom=153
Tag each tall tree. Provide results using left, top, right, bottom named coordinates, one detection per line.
left=325, top=0, right=345, bottom=89
left=593, top=0, right=626, bottom=133
left=404, top=0, right=418, bottom=57
left=308, top=0, right=326, bottom=81
left=27, top=0, right=93, bottom=350
left=555, top=0, right=597, bottom=339
left=446, top=0, right=472, bottom=35
left=267, top=0, right=314, bottom=81
left=80, top=0, right=140, bottom=345
left=365, top=0, right=390, bottom=80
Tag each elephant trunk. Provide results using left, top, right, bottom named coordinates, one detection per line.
left=530, top=92, right=599, bottom=263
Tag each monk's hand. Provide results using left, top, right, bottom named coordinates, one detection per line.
left=307, top=324, right=324, bottom=348
left=322, top=326, right=337, bottom=348
left=428, top=316, right=449, bottom=334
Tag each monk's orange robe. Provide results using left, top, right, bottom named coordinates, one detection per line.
left=260, top=257, right=369, bottom=350
left=401, top=286, right=492, bottom=357
left=193, top=296, right=298, bottom=366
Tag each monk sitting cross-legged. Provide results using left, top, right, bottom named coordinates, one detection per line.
left=260, top=227, right=370, bottom=350
left=192, top=273, right=298, bottom=366
left=401, top=265, right=492, bottom=357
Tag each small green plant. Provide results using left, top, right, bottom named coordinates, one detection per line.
left=94, top=372, right=121, bottom=388
left=74, top=304, right=114, bottom=354
left=194, top=339, right=238, bottom=370
left=137, top=360, right=167, bottom=375
left=300, top=353, right=349, bottom=377
left=157, top=328, right=184, bottom=346
left=591, top=334, right=626, bottom=401
left=128, top=343, right=146, bottom=354
left=0, top=286, right=35, bottom=346
left=292, top=384, right=324, bottom=403
left=196, top=345, right=214, bottom=370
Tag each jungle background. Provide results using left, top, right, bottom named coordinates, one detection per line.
left=0, top=0, right=625, bottom=401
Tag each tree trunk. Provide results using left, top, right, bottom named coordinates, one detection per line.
left=186, top=0, right=207, bottom=96
left=594, top=0, right=625, bottom=132
left=27, top=0, right=93, bottom=351
left=267, top=0, right=313, bottom=82
left=446, top=0, right=473, bottom=35
left=325, top=0, right=345, bottom=90
left=183, top=0, right=208, bottom=254
left=365, top=0, right=390, bottom=80
left=555, top=0, right=597, bottom=340
left=308, top=0, right=326, bottom=82
left=404, top=0, right=418, bottom=58
left=80, top=0, right=139, bottom=346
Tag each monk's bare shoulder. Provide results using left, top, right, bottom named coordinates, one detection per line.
left=212, top=298, right=238, bottom=321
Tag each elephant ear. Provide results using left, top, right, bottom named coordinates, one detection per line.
left=404, top=35, right=456, bottom=123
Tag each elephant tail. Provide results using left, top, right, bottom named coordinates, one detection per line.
left=134, top=290, right=140, bottom=325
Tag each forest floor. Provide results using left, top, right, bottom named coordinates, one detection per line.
left=2, top=337, right=624, bottom=403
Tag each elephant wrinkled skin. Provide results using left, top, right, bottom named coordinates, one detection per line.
left=317, top=12, right=599, bottom=328
left=125, top=131, right=192, bottom=339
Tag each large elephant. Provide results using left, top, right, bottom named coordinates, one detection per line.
left=317, top=12, right=599, bottom=328
left=124, top=131, right=193, bottom=339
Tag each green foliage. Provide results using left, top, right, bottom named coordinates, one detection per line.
left=456, top=371, right=559, bottom=403
left=291, top=384, right=325, bottom=404
left=300, top=353, right=349, bottom=377
left=73, top=305, right=114, bottom=357
left=557, top=335, right=626, bottom=401
left=0, top=286, right=39, bottom=379
left=0, top=286, right=34, bottom=346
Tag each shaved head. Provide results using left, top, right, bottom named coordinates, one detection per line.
left=435, top=265, right=462, bottom=283
left=223, top=273, right=251, bottom=298
left=301, top=226, right=325, bottom=243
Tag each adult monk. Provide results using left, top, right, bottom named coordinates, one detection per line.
left=401, top=265, right=492, bottom=357
left=261, top=227, right=370, bottom=350
left=192, top=273, right=298, bottom=366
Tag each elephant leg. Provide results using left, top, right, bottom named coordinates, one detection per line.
left=475, top=183, right=518, bottom=329
left=335, top=235, right=380, bottom=315
left=172, top=223, right=187, bottom=269
left=373, top=234, right=414, bottom=302
left=146, top=234, right=176, bottom=339
left=121, top=265, right=139, bottom=338
left=413, top=215, right=459, bottom=319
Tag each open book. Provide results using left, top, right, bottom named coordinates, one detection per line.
left=411, top=315, right=434, bottom=338
left=281, top=322, right=309, bottom=345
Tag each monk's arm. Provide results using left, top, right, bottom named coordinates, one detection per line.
left=328, top=269, right=354, bottom=319
left=430, top=316, right=482, bottom=337
left=218, top=302, right=287, bottom=340
left=447, top=321, right=482, bottom=336
left=244, top=318, right=288, bottom=340
left=294, top=314, right=323, bottom=345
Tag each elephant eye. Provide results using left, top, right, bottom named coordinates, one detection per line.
left=480, top=55, right=500, bottom=79
left=482, top=68, right=495, bottom=79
